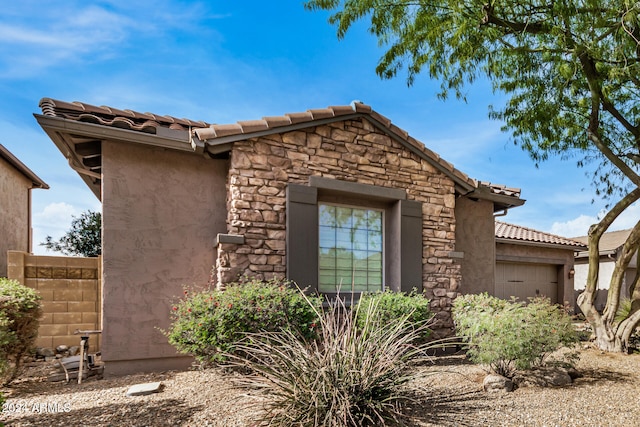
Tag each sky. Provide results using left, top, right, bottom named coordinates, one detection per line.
left=1, top=1, right=637, bottom=255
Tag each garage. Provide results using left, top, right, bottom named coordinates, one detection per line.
left=495, top=262, right=559, bottom=304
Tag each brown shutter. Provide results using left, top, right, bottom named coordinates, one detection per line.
left=286, top=184, right=319, bottom=291
left=400, top=199, right=423, bottom=293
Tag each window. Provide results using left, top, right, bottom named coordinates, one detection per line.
left=318, top=204, right=383, bottom=292
left=286, top=178, right=423, bottom=295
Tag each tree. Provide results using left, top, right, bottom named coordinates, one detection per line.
left=41, top=210, right=101, bottom=257
left=305, top=0, right=640, bottom=351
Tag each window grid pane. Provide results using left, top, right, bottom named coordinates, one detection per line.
left=318, top=203, right=383, bottom=293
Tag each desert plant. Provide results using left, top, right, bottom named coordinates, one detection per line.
left=355, top=289, right=432, bottom=342
left=229, top=291, right=440, bottom=426
left=452, top=293, right=578, bottom=379
left=165, top=278, right=322, bottom=365
left=0, top=278, right=42, bottom=385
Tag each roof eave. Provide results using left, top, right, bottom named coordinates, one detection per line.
left=195, top=111, right=479, bottom=194
left=496, top=237, right=587, bottom=251
left=467, top=187, right=526, bottom=212
left=35, top=114, right=193, bottom=201
left=0, top=144, right=49, bottom=189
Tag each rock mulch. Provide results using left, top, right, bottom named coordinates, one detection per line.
left=2, top=347, right=639, bottom=426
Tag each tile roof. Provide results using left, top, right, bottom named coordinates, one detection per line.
left=573, top=228, right=633, bottom=253
left=37, top=98, right=523, bottom=208
left=495, top=221, right=586, bottom=249
left=0, top=144, right=49, bottom=189
left=39, top=98, right=209, bottom=133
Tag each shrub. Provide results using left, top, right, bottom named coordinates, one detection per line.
left=229, top=292, right=439, bottom=427
left=0, top=278, right=42, bottom=385
left=165, top=278, right=322, bottom=365
left=355, top=289, right=432, bottom=342
left=452, top=293, right=578, bottom=379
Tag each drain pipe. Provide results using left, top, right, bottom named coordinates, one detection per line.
left=494, top=209, right=508, bottom=218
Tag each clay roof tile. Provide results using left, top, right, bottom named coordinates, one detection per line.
left=237, top=119, right=269, bottom=133
left=211, top=123, right=243, bottom=137
left=308, top=108, right=335, bottom=120
left=286, top=111, right=314, bottom=124
left=263, top=115, right=292, bottom=128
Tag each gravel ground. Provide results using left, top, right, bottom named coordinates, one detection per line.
left=2, top=346, right=639, bottom=426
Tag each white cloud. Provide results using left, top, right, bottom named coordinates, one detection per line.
left=550, top=215, right=597, bottom=238
left=551, top=202, right=640, bottom=238
left=0, top=2, right=219, bottom=79
left=32, top=202, right=83, bottom=255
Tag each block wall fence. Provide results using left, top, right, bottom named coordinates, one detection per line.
left=7, top=251, right=101, bottom=353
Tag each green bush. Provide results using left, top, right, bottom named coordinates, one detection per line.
left=165, top=278, right=322, bottom=365
left=229, top=291, right=438, bottom=426
left=355, top=289, right=432, bottom=341
left=0, top=278, right=42, bottom=385
left=452, top=293, right=578, bottom=378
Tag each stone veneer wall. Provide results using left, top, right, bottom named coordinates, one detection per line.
left=217, top=118, right=461, bottom=333
left=7, top=251, right=101, bottom=352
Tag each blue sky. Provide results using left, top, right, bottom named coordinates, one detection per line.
left=1, top=1, right=637, bottom=254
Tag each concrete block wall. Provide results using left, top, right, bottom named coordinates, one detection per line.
left=7, top=251, right=101, bottom=352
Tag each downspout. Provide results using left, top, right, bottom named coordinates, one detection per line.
left=494, top=209, right=508, bottom=217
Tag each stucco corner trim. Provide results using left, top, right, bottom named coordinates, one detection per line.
left=216, top=234, right=245, bottom=245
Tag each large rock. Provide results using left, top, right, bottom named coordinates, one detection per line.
left=513, top=366, right=573, bottom=388
left=483, top=374, right=514, bottom=392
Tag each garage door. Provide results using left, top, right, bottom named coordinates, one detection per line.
left=495, top=262, right=559, bottom=304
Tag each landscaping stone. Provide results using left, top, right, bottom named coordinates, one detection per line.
left=35, top=347, right=55, bottom=359
left=483, top=374, right=513, bottom=392
left=126, top=382, right=163, bottom=397
left=513, top=366, right=573, bottom=388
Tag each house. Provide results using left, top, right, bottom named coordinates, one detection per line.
left=0, top=144, right=49, bottom=277
left=36, top=98, right=573, bottom=374
left=492, top=221, right=586, bottom=306
left=573, top=229, right=638, bottom=311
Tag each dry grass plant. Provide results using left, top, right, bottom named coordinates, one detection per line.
left=228, top=291, right=450, bottom=426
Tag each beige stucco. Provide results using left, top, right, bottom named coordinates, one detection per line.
left=101, top=141, right=228, bottom=374
left=0, top=156, right=32, bottom=277
left=454, top=197, right=496, bottom=295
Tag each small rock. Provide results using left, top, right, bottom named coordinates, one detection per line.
left=126, top=382, right=163, bottom=397
left=56, top=345, right=69, bottom=354
left=483, top=374, right=513, bottom=392
left=36, top=347, right=55, bottom=359
left=68, top=346, right=80, bottom=356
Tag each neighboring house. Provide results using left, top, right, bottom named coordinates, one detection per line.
left=0, top=144, right=49, bottom=277
left=573, top=229, right=638, bottom=311
left=492, top=221, right=586, bottom=305
left=37, top=98, right=550, bottom=374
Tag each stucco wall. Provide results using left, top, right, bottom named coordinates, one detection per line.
left=496, top=242, right=576, bottom=308
left=101, top=141, right=228, bottom=374
left=0, top=156, right=31, bottom=277
left=218, top=118, right=461, bottom=334
left=454, top=197, right=496, bottom=295
left=574, top=254, right=638, bottom=312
